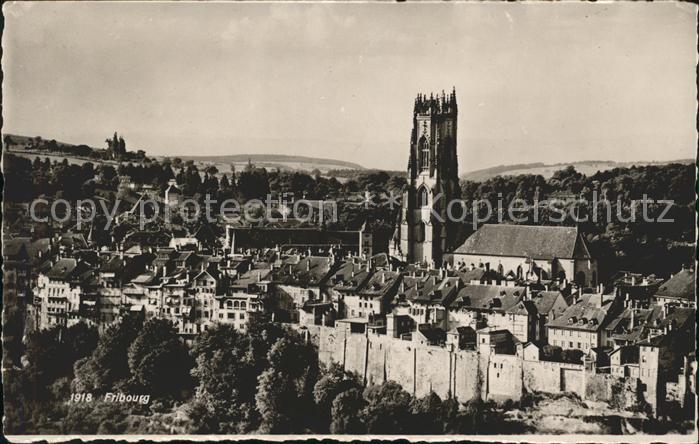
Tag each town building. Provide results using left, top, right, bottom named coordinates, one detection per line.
left=653, top=267, right=695, bottom=309
left=546, top=291, right=621, bottom=352
left=452, top=224, right=598, bottom=287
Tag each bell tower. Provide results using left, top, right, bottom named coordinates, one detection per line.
left=390, top=88, right=461, bottom=266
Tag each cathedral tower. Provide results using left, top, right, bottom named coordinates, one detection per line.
left=390, top=89, right=461, bottom=266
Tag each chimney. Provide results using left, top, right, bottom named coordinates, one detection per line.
left=399, top=280, right=405, bottom=293
left=631, top=276, right=637, bottom=286
left=591, top=291, right=603, bottom=308
left=162, top=265, right=167, bottom=277
left=630, top=308, right=635, bottom=330
left=306, top=259, right=311, bottom=272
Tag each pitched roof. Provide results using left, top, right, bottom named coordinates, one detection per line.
left=452, top=285, right=526, bottom=312
left=532, top=291, right=567, bottom=316
left=453, top=224, right=587, bottom=260
left=3, top=239, right=28, bottom=259
left=46, top=258, right=78, bottom=280
left=546, top=293, right=616, bottom=331
left=655, top=268, right=695, bottom=302
left=325, top=260, right=370, bottom=291
left=360, top=270, right=400, bottom=297
left=506, top=299, right=538, bottom=316
left=273, top=256, right=332, bottom=286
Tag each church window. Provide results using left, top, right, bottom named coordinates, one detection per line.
left=418, top=136, right=429, bottom=170
left=417, top=187, right=429, bottom=208
left=417, top=222, right=426, bottom=242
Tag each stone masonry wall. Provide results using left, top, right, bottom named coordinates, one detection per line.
left=299, top=324, right=640, bottom=407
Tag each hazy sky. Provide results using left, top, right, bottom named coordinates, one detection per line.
left=3, top=1, right=697, bottom=172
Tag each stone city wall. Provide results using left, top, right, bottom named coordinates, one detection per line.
left=298, top=324, right=641, bottom=407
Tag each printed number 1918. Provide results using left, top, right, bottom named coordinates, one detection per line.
left=70, top=393, right=93, bottom=402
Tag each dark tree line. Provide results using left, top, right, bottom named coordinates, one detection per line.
left=4, top=311, right=519, bottom=435
left=459, top=163, right=696, bottom=280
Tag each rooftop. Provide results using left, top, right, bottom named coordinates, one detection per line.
left=454, top=224, right=589, bottom=260
left=655, top=268, right=695, bottom=302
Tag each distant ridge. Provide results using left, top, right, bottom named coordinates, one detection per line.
left=175, top=154, right=364, bottom=170
left=462, top=159, right=695, bottom=182
left=2, top=133, right=365, bottom=172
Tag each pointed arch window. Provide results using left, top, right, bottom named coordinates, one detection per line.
left=417, top=186, right=429, bottom=208
left=418, top=136, right=430, bottom=170
left=417, top=221, right=426, bottom=242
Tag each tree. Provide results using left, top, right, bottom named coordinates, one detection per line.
left=541, top=344, right=563, bottom=362
left=237, top=167, right=270, bottom=200
left=361, top=381, right=412, bottom=433
left=330, top=388, right=366, bottom=434
left=65, top=322, right=99, bottom=364
left=127, top=318, right=193, bottom=399
left=72, top=312, right=144, bottom=393
left=189, top=324, right=258, bottom=433
left=313, top=363, right=361, bottom=431
left=561, top=348, right=584, bottom=364
left=24, top=327, right=72, bottom=398
left=409, top=391, right=443, bottom=434
left=255, top=335, right=319, bottom=433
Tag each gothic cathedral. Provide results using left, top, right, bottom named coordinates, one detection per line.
left=390, top=89, right=461, bottom=267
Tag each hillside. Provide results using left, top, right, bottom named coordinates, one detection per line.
left=3, top=133, right=364, bottom=174
left=171, top=154, right=364, bottom=174
left=462, top=159, right=695, bottom=181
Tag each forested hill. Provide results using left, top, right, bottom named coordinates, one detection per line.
left=462, top=159, right=695, bottom=182
left=3, top=133, right=364, bottom=173
left=174, top=154, right=363, bottom=170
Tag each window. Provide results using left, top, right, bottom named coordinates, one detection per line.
left=417, top=187, right=429, bottom=208
left=569, top=341, right=573, bottom=348
left=418, top=136, right=429, bottom=170
left=417, top=222, right=426, bottom=243
left=240, top=313, right=245, bottom=320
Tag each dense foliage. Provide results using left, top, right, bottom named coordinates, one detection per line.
left=3, top=315, right=520, bottom=435
left=460, top=164, right=696, bottom=280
